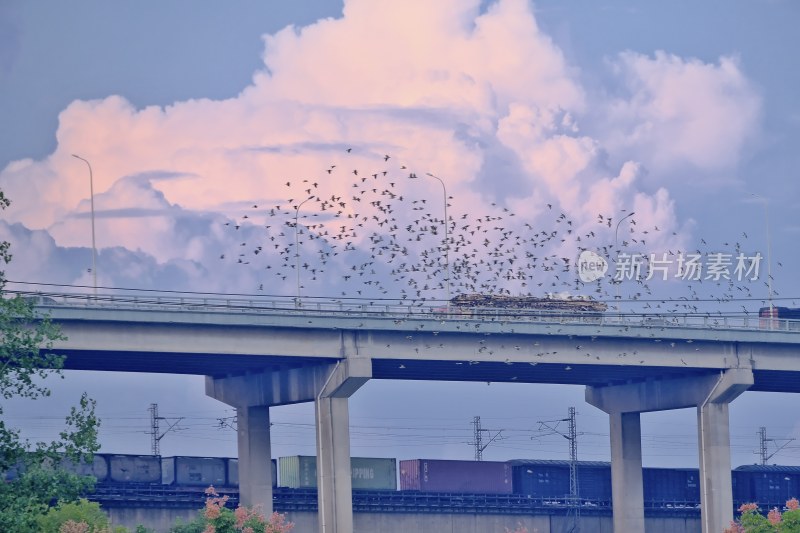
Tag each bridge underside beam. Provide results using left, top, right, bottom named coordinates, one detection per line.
left=585, top=368, right=753, bottom=414
left=586, top=368, right=753, bottom=533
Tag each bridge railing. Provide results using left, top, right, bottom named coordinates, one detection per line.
left=14, top=291, right=800, bottom=334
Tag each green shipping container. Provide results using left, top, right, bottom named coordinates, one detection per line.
left=278, top=456, right=396, bottom=490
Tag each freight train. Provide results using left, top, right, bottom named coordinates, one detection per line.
left=8, top=454, right=800, bottom=511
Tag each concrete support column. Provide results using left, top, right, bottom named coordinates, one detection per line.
left=314, top=358, right=371, bottom=533
left=315, top=396, right=354, bottom=533
left=609, top=411, right=645, bottom=533
left=698, top=401, right=734, bottom=533
left=236, top=405, right=273, bottom=513
left=587, top=368, right=752, bottom=533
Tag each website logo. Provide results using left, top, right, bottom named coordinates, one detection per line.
left=577, top=250, right=608, bottom=282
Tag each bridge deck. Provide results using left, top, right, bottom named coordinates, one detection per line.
left=25, top=292, right=800, bottom=392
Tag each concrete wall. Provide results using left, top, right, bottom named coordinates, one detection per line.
left=107, top=507, right=199, bottom=532
left=108, top=507, right=701, bottom=533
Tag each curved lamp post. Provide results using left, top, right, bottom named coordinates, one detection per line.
left=749, top=193, right=774, bottom=316
left=71, top=154, right=97, bottom=297
left=294, top=196, right=315, bottom=306
left=409, top=172, right=450, bottom=305
left=614, top=211, right=635, bottom=315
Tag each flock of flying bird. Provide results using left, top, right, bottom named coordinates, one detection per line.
left=217, top=148, right=781, bottom=318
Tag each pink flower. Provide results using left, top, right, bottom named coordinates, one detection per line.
left=235, top=505, right=250, bottom=528
left=722, top=523, right=745, bottom=533
left=738, top=502, right=759, bottom=513
left=202, top=526, right=216, bottom=533
left=768, top=507, right=782, bottom=525
left=204, top=503, right=221, bottom=520
left=267, top=511, right=295, bottom=533
left=787, top=497, right=799, bottom=510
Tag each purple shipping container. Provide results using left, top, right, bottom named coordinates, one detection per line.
left=399, top=459, right=512, bottom=493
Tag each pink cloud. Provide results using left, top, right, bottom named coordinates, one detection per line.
left=603, top=51, right=761, bottom=170
left=0, top=0, right=761, bottom=298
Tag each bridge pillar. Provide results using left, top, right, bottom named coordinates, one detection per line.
left=236, top=405, right=273, bottom=512
left=609, top=411, right=645, bottom=533
left=315, top=358, right=371, bottom=533
left=698, top=401, right=734, bottom=533
left=586, top=368, right=752, bottom=533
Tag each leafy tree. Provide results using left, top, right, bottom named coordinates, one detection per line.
left=0, top=189, right=101, bottom=532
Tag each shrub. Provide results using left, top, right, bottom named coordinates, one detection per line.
left=725, top=499, right=800, bottom=532
left=37, top=499, right=111, bottom=533
left=170, top=487, right=293, bottom=533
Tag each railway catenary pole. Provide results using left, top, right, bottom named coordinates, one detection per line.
left=471, top=416, right=503, bottom=461
left=566, top=406, right=580, bottom=533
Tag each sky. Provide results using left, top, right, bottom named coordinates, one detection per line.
left=1, top=0, right=800, bottom=470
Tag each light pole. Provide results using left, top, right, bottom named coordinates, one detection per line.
left=614, top=211, right=635, bottom=316
left=409, top=172, right=450, bottom=305
left=750, top=194, right=774, bottom=317
left=294, top=196, right=314, bottom=306
left=71, top=154, right=97, bottom=298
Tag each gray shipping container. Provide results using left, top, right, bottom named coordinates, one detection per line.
left=61, top=455, right=110, bottom=482
left=162, top=456, right=227, bottom=486
left=279, top=456, right=397, bottom=490
left=399, top=459, right=512, bottom=494
left=108, top=454, right=161, bottom=483
left=5, top=454, right=109, bottom=482
left=225, top=458, right=278, bottom=487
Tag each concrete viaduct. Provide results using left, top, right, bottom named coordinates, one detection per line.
left=31, top=294, right=800, bottom=533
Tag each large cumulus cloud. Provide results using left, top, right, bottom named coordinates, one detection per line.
left=0, top=0, right=761, bottom=300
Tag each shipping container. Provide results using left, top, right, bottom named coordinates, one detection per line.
left=279, top=456, right=397, bottom=490
left=508, top=460, right=610, bottom=502
left=226, top=458, right=277, bottom=488
left=399, top=459, right=512, bottom=494
left=734, top=465, right=800, bottom=506
left=3, top=454, right=108, bottom=482
left=108, top=454, right=161, bottom=483
left=643, top=467, right=699, bottom=505
left=162, top=456, right=227, bottom=486
left=733, top=469, right=751, bottom=503
left=227, top=458, right=238, bottom=487
left=61, top=454, right=110, bottom=482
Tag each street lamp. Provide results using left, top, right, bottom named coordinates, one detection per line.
left=614, top=211, right=635, bottom=316
left=71, top=154, right=97, bottom=298
left=409, top=172, right=450, bottom=305
left=294, top=196, right=314, bottom=306
left=749, top=193, right=774, bottom=317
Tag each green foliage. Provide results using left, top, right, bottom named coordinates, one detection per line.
left=169, top=514, right=206, bottom=533
left=37, top=498, right=110, bottom=533
left=0, top=188, right=102, bottom=530
left=725, top=500, right=800, bottom=532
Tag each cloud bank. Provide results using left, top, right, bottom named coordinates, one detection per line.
left=0, top=0, right=761, bottom=302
